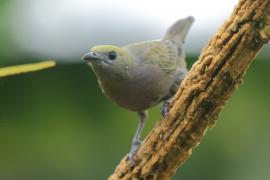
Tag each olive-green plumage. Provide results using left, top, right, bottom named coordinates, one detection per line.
left=82, top=16, right=194, bottom=163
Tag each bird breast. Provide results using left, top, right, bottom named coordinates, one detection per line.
left=98, top=64, right=176, bottom=112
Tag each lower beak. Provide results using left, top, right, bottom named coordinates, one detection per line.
left=81, top=52, right=101, bottom=62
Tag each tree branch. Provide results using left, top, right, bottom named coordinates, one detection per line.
left=109, top=0, right=270, bottom=179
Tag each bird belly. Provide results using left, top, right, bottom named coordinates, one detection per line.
left=99, top=74, right=173, bottom=112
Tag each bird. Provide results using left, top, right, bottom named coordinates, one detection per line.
left=82, top=16, right=194, bottom=164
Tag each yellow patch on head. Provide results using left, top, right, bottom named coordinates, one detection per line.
left=91, top=45, right=127, bottom=56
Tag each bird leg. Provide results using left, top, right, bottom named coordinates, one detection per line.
left=128, top=111, right=148, bottom=164
left=161, top=98, right=173, bottom=117
left=161, top=69, right=187, bottom=117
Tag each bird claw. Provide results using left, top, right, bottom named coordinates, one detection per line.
left=161, top=100, right=172, bottom=117
left=127, top=139, right=142, bottom=165
left=127, top=153, right=135, bottom=165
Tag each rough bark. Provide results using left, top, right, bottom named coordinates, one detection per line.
left=109, top=0, right=270, bottom=179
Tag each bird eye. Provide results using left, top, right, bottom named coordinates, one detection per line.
left=108, top=51, right=117, bottom=60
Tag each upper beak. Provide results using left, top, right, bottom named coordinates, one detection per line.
left=81, top=52, right=101, bottom=62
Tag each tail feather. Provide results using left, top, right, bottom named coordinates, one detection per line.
left=163, top=16, right=194, bottom=46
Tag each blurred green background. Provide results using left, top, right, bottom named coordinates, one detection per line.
left=1, top=0, right=270, bottom=180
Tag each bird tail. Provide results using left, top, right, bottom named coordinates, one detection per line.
left=163, top=16, right=194, bottom=46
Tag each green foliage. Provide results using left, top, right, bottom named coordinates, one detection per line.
left=0, top=59, right=270, bottom=180
left=0, top=0, right=8, bottom=7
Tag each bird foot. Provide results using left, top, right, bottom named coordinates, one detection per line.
left=127, top=139, right=142, bottom=165
left=161, top=99, right=172, bottom=117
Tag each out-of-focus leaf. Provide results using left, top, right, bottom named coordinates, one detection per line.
left=0, top=60, right=56, bottom=77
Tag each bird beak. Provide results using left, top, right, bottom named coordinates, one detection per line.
left=81, top=52, right=102, bottom=62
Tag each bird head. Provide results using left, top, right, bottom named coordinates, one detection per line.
left=82, top=45, right=134, bottom=81
left=82, top=45, right=132, bottom=66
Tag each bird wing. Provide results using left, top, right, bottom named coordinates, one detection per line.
left=142, top=41, right=180, bottom=72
